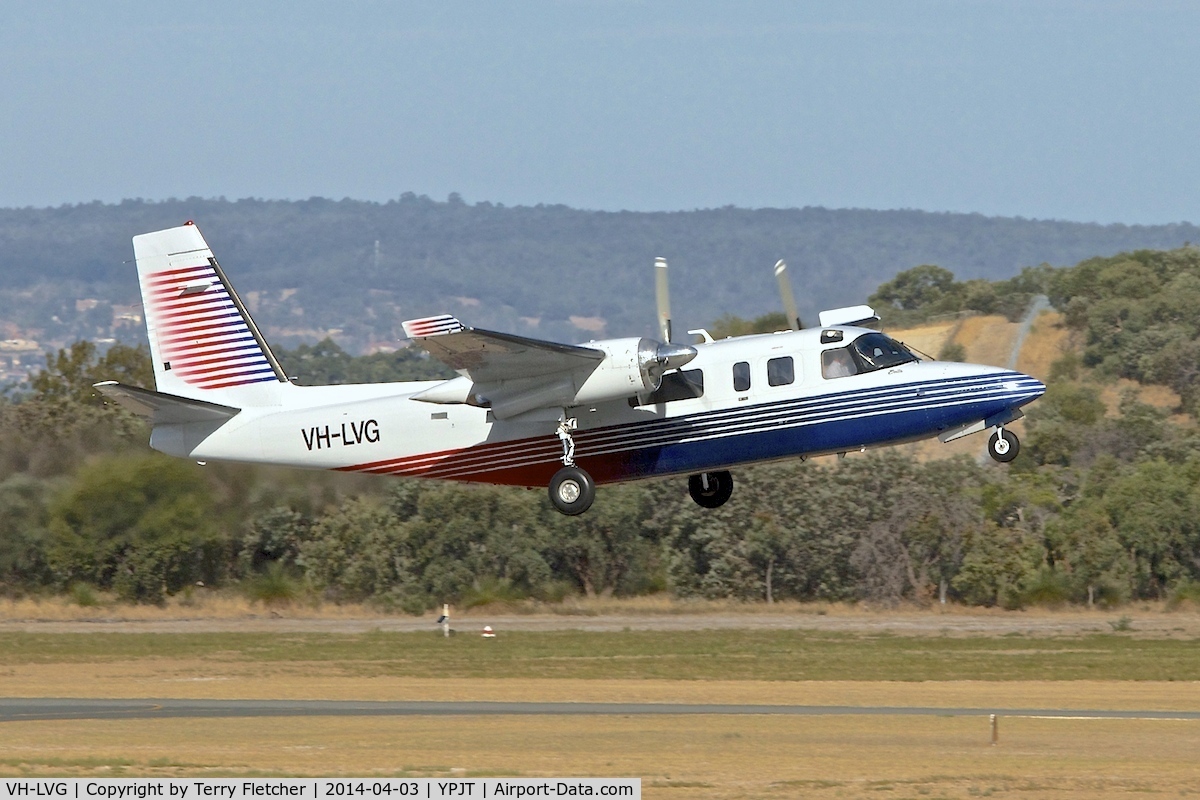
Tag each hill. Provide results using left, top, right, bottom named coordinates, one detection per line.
left=0, top=198, right=1197, bottom=355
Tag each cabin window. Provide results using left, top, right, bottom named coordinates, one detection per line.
left=822, top=347, right=858, bottom=379
left=630, top=368, right=705, bottom=406
left=733, top=361, right=751, bottom=392
left=851, top=333, right=918, bottom=372
left=767, top=356, right=794, bottom=387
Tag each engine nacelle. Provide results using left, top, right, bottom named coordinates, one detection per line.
left=571, top=337, right=659, bottom=406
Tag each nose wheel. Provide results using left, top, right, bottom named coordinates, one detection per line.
left=688, top=470, right=734, bottom=508
left=988, top=428, right=1020, bottom=463
left=549, top=465, right=596, bottom=515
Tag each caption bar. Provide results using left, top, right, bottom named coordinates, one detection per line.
left=0, top=780, right=639, bottom=800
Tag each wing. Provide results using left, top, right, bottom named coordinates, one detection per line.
left=94, top=381, right=241, bottom=425
left=402, top=314, right=604, bottom=383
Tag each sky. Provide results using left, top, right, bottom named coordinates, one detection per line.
left=1, top=1, right=1198, bottom=225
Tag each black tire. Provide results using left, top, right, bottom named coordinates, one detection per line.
left=688, top=470, right=734, bottom=509
left=549, top=466, right=596, bottom=515
left=988, top=429, right=1020, bottom=463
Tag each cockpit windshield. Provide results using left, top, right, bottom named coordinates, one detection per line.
left=851, top=333, right=919, bottom=372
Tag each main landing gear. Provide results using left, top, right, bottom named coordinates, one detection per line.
left=987, top=427, right=1020, bottom=463
left=688, top=470, right=734, bottom=508
left=548, top=417, right=595, bottom=516
left=549, top=465, right=596, bottom=515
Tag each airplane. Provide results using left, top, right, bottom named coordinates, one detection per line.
left=95, top=222, right=1046, bottom=515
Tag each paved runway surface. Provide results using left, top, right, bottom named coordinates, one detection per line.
left=4, top=698, right=1200, bottom=722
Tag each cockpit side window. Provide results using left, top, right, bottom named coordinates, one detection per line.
left=822, top=347, right=858, bottom=379
left=851, top=333, right=918, bottom=372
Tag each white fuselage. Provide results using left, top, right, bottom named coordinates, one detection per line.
left=155, top=326, right=1045, bottom=487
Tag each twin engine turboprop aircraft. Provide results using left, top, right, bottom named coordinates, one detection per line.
left=97, top=223, right=1046, bottom=515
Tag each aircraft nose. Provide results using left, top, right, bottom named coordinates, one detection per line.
left=1003, top=372, right=1046, bottom=404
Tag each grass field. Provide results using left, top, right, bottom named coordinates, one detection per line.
left=2, top=624, right=1200, bottom=797
left=3, top=629, right=1200, bottom=682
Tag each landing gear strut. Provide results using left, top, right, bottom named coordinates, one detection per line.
left=549, top=465, right=596, bottom=516
left=556, top=418, right=577, bottom=466
left=987, top=428, right=1020, bottom=463
left=549, top=417, right=593, bottom=515
left=688, top=470, right=734, bottom=508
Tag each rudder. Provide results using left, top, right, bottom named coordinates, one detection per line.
left=133, top=222, right=288, bottom=406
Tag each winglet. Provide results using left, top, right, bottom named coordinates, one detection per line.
left=402, top=314, right=466, bottom=339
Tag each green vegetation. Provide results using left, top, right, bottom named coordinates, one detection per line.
left=279, top=338, right=452, bottom=385
left=0, top=630, right=1197, bottom=681
left=868, top=262, right=1052, bottom=327
left=1049, top=246, right=1200, bottom=413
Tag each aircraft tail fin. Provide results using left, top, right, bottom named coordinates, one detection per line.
left=132, top=222, right=289, bottom=407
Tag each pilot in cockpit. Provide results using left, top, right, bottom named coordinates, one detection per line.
left=823, top=348, right=855, bottom=379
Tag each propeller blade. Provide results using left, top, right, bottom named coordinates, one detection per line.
left=774, top=259, right=802, bottom=331
left=655, top=257, right=672, bottom=342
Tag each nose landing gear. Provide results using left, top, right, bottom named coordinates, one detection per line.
left=987, top=427, right=1020, bottom=463
left=688, top=470, right=734, bottom=508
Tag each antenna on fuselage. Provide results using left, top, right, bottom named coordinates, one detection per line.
left=774, top=260, right=802, bottom=331
left=655, top=257, right=673, bottom=342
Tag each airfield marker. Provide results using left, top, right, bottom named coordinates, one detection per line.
left=990, top=714, right=999, bottom=745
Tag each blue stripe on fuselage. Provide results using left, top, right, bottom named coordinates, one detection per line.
left=590, top=370, right=1044, bottom=479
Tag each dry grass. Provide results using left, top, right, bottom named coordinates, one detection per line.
left=889, top=319, right=960, bottom=359
left=1014, top=311, right=1071, bottom=379
left=0, top=593, right=385, bottom=622
left=3, top=714, right=1199, bottom=798
left=956, top=314, right=1019, bottom=368
left=4, top=593, right=1200, bottom=633
left=5, top=657, right=1200, bottom=711
left=4, top=595, right=1200, bottom=630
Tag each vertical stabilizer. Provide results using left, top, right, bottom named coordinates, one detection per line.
left=133, top=222, right=288, bottom=406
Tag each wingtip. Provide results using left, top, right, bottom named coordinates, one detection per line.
left=402, top=314, right=466, bottom=339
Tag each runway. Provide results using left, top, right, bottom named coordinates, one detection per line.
left=4, top=698, right=1200, bottom=722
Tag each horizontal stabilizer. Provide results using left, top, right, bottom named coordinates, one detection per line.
left=93, top=381, right=241, bottom=425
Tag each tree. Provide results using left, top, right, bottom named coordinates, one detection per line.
left=297, top=496, right=413, bottom=604
left=0, top=474, right=54, bottom=593
left=31, top=341, right=154, bottom=403
left=47, top=454, right=224, bottom=602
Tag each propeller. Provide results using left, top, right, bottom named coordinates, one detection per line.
left=642, top=257, right=696, bottom=387
left=655, top=257, right=672, bottom=342
left=774, top=259, right=802, bottom=331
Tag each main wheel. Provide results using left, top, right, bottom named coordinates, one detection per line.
left=549, top=466, right=596, bottom=515
left=688, top=470, right=734, bottom=509
left=987, top=429, right=1020, bottom=463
